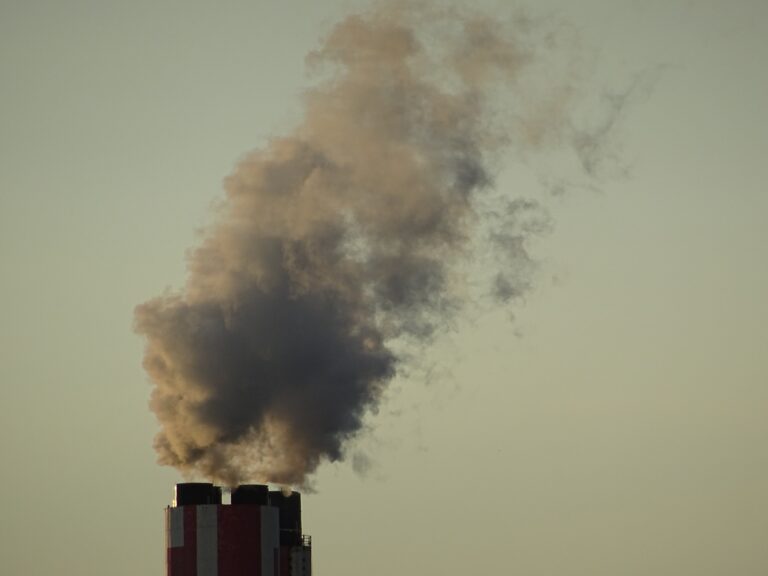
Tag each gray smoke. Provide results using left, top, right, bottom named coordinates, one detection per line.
left=135, top=2, right=598, bottom=487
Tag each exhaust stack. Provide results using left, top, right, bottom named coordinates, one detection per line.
left=166, top=483, right=311, bottom=576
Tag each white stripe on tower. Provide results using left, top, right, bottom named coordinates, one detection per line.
left=168, top=507, right=185, bottom=548
left=196, top=505, right=218, bottom=576
left=261, top=506, right=280, bottom=576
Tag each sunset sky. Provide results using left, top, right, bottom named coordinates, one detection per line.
left=1, top=1, right=767, bottom=575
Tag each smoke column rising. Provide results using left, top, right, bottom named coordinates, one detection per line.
left=135, top=2, right=588, bottom=487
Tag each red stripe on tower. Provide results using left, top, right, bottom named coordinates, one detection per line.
left=218, top=505, right=261, bottom=576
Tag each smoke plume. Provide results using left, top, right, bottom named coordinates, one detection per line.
left=135, top=2, right=605, bottom=487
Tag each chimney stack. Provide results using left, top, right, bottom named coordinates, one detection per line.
left=166, top=483, right=311, bottom=576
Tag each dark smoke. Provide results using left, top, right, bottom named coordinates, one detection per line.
left=135, top=2, right=606, bottom=487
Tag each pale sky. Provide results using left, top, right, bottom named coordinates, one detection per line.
left=1, top=1, right=767, bottom=575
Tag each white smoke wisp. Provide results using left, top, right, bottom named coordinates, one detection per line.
left=134, top=2, right=609, bottom=487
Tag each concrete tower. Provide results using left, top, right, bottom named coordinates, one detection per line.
left=165, top=483, right=311, bottom=576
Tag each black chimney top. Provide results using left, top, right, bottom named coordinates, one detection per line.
left=231, top=484, right=269, bottom=506
left=174, top=483, right=222, bottom=506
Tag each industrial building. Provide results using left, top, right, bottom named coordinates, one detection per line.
left=165, top=483, right=311, bottom=576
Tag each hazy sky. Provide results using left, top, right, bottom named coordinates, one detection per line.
left=1, top=1, right=767, bottom=575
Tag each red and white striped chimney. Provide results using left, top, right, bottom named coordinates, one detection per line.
left=165, top=483, right=311, bottom=576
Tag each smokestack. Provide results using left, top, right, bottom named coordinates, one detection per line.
left=231, top=484, right=269, bottom=506
left=174, top=483, right=222, bottom=506
left=166, top=483, right=311, bottom=576
left=268, top=491, right=303, bottom=547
